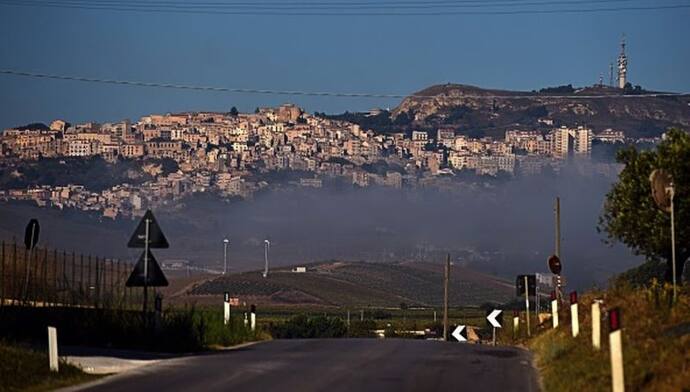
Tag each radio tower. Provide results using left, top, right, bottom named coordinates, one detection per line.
left=617, top=35, right=628, bottom=89
left=609, top=63, right=614, bottom=87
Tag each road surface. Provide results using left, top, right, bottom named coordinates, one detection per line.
left=71, top=339, right=539, bottom=392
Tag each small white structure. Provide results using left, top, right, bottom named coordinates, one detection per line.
left=291, top=266, right=307, bottom=273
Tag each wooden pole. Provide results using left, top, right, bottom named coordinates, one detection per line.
left=443, top=254, right=450, bottom=341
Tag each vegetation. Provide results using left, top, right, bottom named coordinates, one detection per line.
left=539, top=84, right=575, bottom=94
left=527, top=282, right=690, bottom=391
left=268, top=314, right=347, bottom=339
left=0, top=341, right=97, bottom=391
left=598, top=129, right=690, bottom=283
left=0, top=156, right=180, bottom=192
left=0, top=306, right=264, bottom=353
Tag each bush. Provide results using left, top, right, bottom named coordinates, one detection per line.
left=347, top=320, right=377, bottom=338
left=268, top=314, right=347, bottom=339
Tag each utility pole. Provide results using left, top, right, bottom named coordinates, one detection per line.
left=554, top=197, right=562, bottom=303
left=443, top=254, right=450, bottom=341
left=555, top=197, right=561, bottom=259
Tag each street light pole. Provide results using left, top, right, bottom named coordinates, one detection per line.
left=263, top=240, right=270, bottom=278
left=223, top=238, right=229, bottom=275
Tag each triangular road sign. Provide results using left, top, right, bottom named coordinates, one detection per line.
left=125, top=249, right=169, bottom=287
left=127, top=210, right=169, bottom=248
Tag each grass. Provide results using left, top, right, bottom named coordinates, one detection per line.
left=525, top=282, right=690, bottom=392
left=0, top=306, right=268, bottom=353
left=0, top=341, right=98, bottom=392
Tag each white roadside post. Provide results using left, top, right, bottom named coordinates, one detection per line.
left=551, top=291, right=559, bottom=328
left=592, top=299, right=603, bottom=350
left=609, top=308, right=625, bottom=392
left=224, top=292, right=231, bottom=325
left=48, top=326, right=58, bottom=372
left=570, top=291, right=579, bottom=338
left=250, top=304, right=256, bottom=331
left=513, top=311, right=519, bottom=340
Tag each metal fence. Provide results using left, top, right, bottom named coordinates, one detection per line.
left=0, top=241, right=142, bottom=309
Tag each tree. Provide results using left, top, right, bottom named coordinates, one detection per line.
left=599, top=129, right=690, bottom=284
left=229, top=106, right=239, bottom=116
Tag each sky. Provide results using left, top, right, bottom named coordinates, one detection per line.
left=1, top=1, right=690, bottom=129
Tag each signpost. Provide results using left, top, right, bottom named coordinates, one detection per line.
left=22, top=219, right=40, bottom=301
left=452, top=325, right=467, bottom=342
left=516, top=274, right=536, bottom=337
left=127, top=210, right=169, bottom=315
left=548, top=254, right=563, bottom=304
left=649, top=169, right=677, bottom=302
left=486, top=309, right=503, bottom=346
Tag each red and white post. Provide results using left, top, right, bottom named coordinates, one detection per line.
left=569, top=291, right=579, bottom=337
left=609, top=308, right=625, bottom=392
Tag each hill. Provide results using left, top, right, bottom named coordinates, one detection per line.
left=333, top=84, right=690, bottom=140
left=186, top=261, right=514, bottom=307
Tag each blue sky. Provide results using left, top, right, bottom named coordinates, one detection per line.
left=1, top=1, right=689, bottom=129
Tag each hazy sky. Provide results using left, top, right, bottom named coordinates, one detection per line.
left=1, top=1, right=689, bottom=129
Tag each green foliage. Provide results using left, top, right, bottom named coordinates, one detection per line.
left=268, top=314, right=347, bottom=339
left=0, top=156, right=152, bottom=192
left=0, top=306, right=259, bottom=353
left=599, top=129, right=690, bottom=282
left=539, top=84, right=575, bottom=94
left=229, top=106, right=239, bottom=116
left=347, top=320, right=377, bottom=338
left=614, top=260, right=666, bottom=288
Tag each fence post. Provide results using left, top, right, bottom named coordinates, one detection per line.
left=94, top=256, right=100, bottom=309
left=79, top=254, right=84, bottom=306
left=42, top=247, right=48, bottom=305
left=62, top=251, right=67, bottom=306
left=592, top=300, right=602, bottom=350
left=52, top=249, right=58, bottom=306
left=71, top=252, right=76, bottom=306
left=1, top=241, right=4, bottom=305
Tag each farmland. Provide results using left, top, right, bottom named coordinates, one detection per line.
left=185, top=261, right=514, bottom=308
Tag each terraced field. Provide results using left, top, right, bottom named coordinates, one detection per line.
left=188, top=261, right=513, bottom=307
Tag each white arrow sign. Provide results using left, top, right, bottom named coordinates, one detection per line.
left=452, top=325, right=467, bottom=342
left=487, top=309, right=503, bottom=329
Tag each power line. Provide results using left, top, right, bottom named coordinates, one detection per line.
left=1, top=0, right=690, bottom=15
left=0, top=0, right=673, bottom=10
left=2, top=68, right=688, bottom=100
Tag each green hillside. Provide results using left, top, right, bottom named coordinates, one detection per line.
left=189, top=261, right=513, bottom=307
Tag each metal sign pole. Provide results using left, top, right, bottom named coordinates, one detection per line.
left=143, top=218, right=150, bottom=315
left=22, top=225, right=36, bottom=302
left=670, top=186, right=677, bottom=303
left=443, top=254, right=450, bottom=341
left=524, top=275, right=531, bottom=337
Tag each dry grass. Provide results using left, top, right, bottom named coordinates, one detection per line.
left=527, top=282, right=690, bottom=391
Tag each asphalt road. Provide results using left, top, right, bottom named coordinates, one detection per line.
left=72, top=339, right=539, bottom=392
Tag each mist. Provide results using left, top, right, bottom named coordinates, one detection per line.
left=0, top=164, right=642, bottom=290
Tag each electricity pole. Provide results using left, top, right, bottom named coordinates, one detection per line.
left=443, top=254, right=450, bottom=341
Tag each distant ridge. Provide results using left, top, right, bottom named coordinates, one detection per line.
left=390, top=83, right=690, bottom=139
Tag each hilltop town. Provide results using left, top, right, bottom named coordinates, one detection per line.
left=0, top=103, right=643, bottom=219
